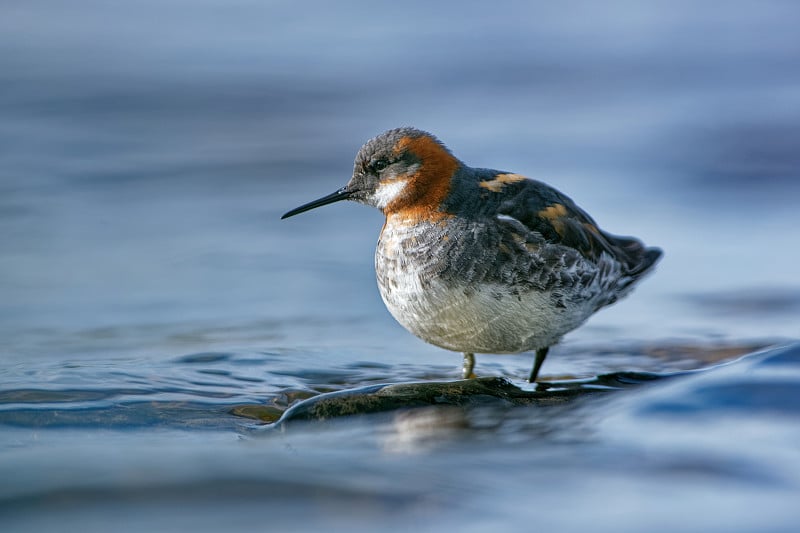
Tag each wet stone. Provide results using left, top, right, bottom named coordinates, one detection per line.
left=230, top=404, right=285, bottom=423
left=268, top=375, right=653, bottom=428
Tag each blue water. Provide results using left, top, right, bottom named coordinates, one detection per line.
left=2, top=1, right=800, bottom=531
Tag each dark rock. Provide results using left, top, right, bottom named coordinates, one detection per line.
left=271, top=376, right=613, bottom=427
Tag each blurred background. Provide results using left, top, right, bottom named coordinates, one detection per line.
left=2, top=0, right=799, bottom=361
left=1, top=1, right=799, bottom=531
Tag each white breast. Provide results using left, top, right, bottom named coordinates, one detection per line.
left=375, top=217, right=592, bottom=354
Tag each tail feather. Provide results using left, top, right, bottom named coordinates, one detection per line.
left=600, top=231, right=662, bottom=277
left=632, top=247, right=663, bottom=278
left=593, top=239, right=661, bottom=310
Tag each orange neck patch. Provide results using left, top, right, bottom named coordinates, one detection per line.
left=385, top=135, right=459, bottom=222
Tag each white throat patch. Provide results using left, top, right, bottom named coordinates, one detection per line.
left=373, top=179, right=409, bottom=210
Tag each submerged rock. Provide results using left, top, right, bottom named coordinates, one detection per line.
left=269, top=375, right=654, bottom=427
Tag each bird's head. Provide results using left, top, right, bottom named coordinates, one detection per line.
left=282, top=127, right=460, bottom=220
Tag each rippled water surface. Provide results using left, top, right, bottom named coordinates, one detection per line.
left=2, top=1, right=800, bottom=531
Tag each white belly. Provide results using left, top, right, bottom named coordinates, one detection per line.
left=380, top=276, right=574, bottom=354
left=375, top=219, right=592, bottom=354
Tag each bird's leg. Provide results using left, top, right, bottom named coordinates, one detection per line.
left=462, top=352, right=476, bottom=379
left=528, top=347, right=549, bottom=383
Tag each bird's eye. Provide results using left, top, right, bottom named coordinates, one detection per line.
left=371, top=159, right=390, bottom=172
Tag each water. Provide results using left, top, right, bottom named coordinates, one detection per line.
left=2, top=1, right=800, bottom=531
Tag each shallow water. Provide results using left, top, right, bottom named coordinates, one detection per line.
left=2, top=1, right=800, bottom=531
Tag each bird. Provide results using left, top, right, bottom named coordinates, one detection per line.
left=281, top=127, right=662, bottom=382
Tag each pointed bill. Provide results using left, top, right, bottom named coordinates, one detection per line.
left=281, top=187, right=352, bottom=219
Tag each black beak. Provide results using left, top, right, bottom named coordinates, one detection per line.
left=281, top=187, right=353, bottom=219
